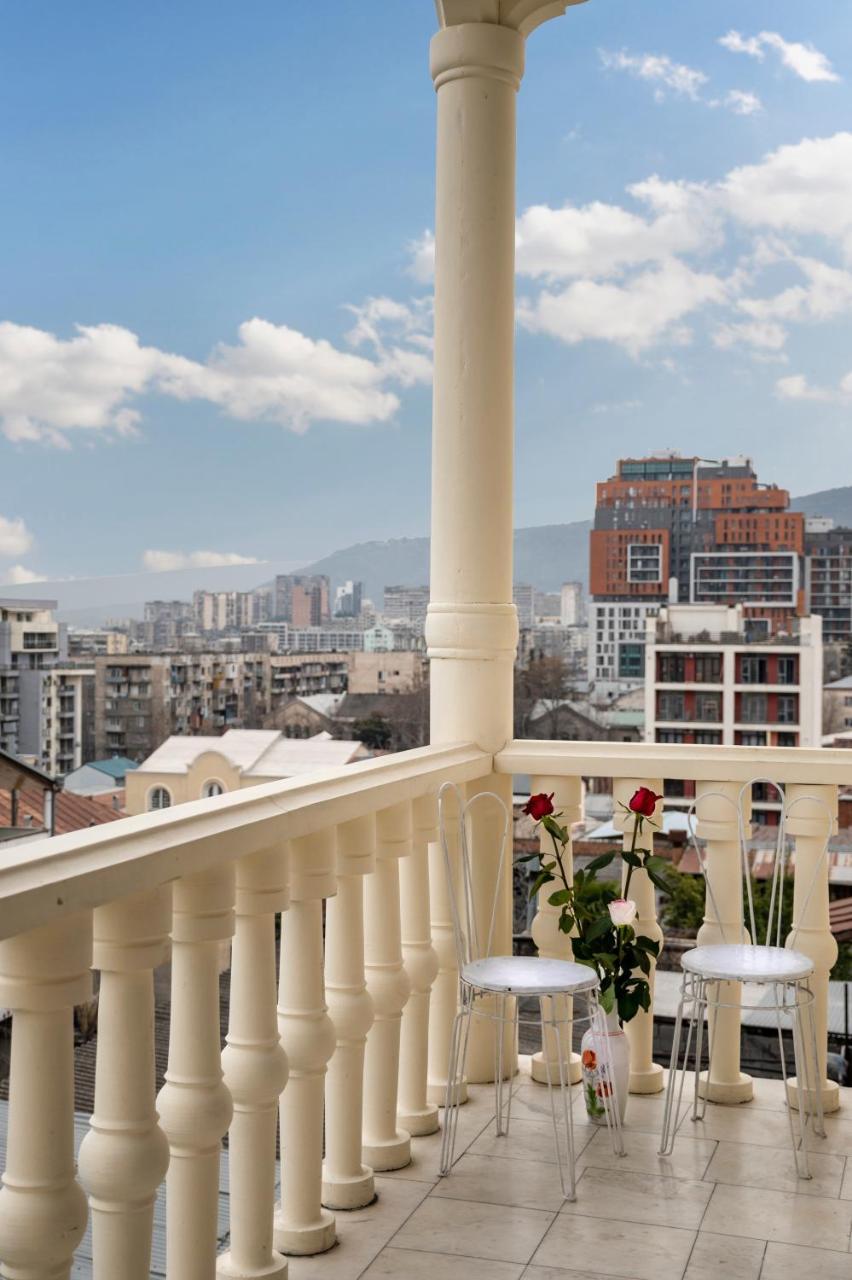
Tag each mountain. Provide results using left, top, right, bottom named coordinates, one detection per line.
left=297, top=521, right=593, bottom=603
left=790, top=486, right=852, bottom=526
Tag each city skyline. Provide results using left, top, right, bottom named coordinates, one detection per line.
left=1, top=1, right=851, bottom=586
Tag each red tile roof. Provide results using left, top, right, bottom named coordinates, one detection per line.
left=0, top=787, right=125, bottom=835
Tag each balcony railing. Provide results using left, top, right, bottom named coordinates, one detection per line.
left=0, top=738, right=846, bottom=1276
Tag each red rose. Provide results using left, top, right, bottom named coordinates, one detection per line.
left=523, top=792, right=555, bottom=821
left=629, top=787, right=662, bottom=818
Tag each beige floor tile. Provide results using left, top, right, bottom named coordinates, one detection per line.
left=286, top=1177, right=432, bottom=1280
left=681, top=1099, right=852, bottom=1157
left=578, top=1126, right=717, bottom=1182
left=511, top=1082, right=686, bottom=1139
left=531, top=1212, right=696, bottom=1280
left=761, top=1241, right=852, bottom=1279
left=682, top=1231, right=765, bottom=1280
left=389, top=1102, right=493, bottom=1182
left=430, top=1151, right=569, bottom=1212
left=700, top=1182, right=852, bottom=1251
left=704, top=1138, right=845, bottom=1197
left=362, top=1246, right=523, bottom=1279
left=841, top=1159, right=852, bottom=1200
left=562, top=1166, right=713, bottom=1230
left=392, top=1196, right=555, bottom=1265
left=468, top=1115, right=596, bottom=1164
left=524, top=1270, right=617, bottom=1280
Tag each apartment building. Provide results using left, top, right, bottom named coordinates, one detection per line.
left=513, top=583, right=535, bottom=629
left=273, top=574, right=330, bottom=625
left=18, top=666, right=95, bottom=778
left=0, top=598, right=68, bottom=756
left=334, top=580, right=363, bottom=618
left=560, top=581, right=584, bottom=626
left=347, top=651, right=427, bottom=694
left=589, top=454, right=805, bottom=696
left=382, top=585, right=429, bottom=629
left=645, top=603, right=822, bottom=817
left=143, top=600, right=195, bottom=648
left=804, top=519, right=852, bottom=643
left=67, top=629, right=130, bottom=658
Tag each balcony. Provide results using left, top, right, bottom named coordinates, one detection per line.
left=0, top=741, right=849, bottom=1278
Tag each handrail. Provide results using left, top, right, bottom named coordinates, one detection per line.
left=0, top=742, right=489, bottom=942
left=495, top=739, right=852, bottom=786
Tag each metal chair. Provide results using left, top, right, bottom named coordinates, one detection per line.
left=659, top=781, right=829, bottom=1177
left=437, top=782, right=625, bottom=1201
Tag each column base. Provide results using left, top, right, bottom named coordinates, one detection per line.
left=321, top=1165, right=376, bottom=1211
left=398, top=1101, right=440, bottom=1136
left=531, top=1050, right=581, bottom=1086
left=217, top=1250, right=289, bottom=1279
left=429, top=1079, right=467, bottom=1107
left=786, top=1077, right=840, bottom=1114
left=362, top=1130, right=411, bottom=1172
left=698, top=1070, right=753, bottom=1104
left=629, top=1062, right=664, bottom=1095
left=273, top=1209, right=336, bottom=1257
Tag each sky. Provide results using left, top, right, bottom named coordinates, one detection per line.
left=1, top=0, right=851, bottom=585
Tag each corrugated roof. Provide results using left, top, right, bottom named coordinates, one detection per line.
left=88, top=756, right=138, bottom=779
left=0, top=788, right=123, bottom=835
left=247, top=736, right=366, bottom=777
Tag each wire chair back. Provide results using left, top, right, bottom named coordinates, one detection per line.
left=437, top=781, right=510, bottom=971
left=686, top=780, right=834, bottom=949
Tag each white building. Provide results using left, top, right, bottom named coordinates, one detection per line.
left=19, top=666, right=95, bottom=778
left=560, top=581, right=584, bottom=626
left=588, top=599, right=660, bottom=700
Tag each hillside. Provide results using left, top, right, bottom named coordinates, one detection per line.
left=791, top=486, right=852, bottom=526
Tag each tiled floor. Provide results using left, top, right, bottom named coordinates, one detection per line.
left=287, top=1061, right=852, bottom=1280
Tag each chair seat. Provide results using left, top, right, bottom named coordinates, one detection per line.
left=461, top=955, right=599, bottom=996
left=681, top=943, right=813, bottom=983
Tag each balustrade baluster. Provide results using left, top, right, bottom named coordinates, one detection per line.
left=398, top=794, right=440, bottom=1136
left=694, top=781, right=753, bottom=1103
left=529, top=774, right=582, bottom=1086
left=322, top=815, right=376, bottom=1210
left=785, top=783, right=840, bottom=1114
left=362, top=802, right=412, bottom=1170
left=0, top=914, right=92, bottom=1280
left=614, top=777, right=664, bottom=1094
left=427, top=781, right=465, bottom=1106
left=217, top=848, right=290, bottom=1279
left=78, top=888, right=171, bottom=1280
left=274, top=829, right=337, bottom=1256
left=157, top=865, right=235, bottom=1280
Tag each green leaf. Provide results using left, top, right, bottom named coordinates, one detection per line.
left=584, top=914, right=613, bottom=945
left=516, top=853, right=539, bottom=863
left=584, top=851, right=617, bottom=874
left=599, top=984, right=616, bottom=1014
left=648, top=869, right=673, bottom=894
left=548, top=888, right=571, bottom=906
left=557, top=911, right=575, bottom=934
left=622, top=850, right=642, bottom=869
left=529, top=869, right=555, bottom=898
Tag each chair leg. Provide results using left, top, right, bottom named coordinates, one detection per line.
left=494, top=993, right=509, bottom=1137
left=660, top=988, right=688, bottom=1155
left=540, top=996, right=577, bottom=1200
left=502, top=996, right=519, bottom=1138
left=692, top=984, right=708, bottom=1122
left=662, top=987, right=698, bottom=1153
left=439, top=990, right=473, bottom=1177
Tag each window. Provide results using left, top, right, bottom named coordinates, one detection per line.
left=202, top=780, right=225, bottom=798
left=741, top=693, right=767, bottom=723
left=739, top=656, right=767, bottom=685
left=696, top=693, right=721, bottom=723
left=658, top=692, right=686, bottom=721
left=656, top=730, right=684, bottom=744
left=776, top=732, right=797, bottom=747
left=148, top=786, right=172, bottom=811
left=658, top=654, right=685, bottom=683
left=618, top=643, right=644, bottom=678
left=627, top=543, right=663, bottom=583
left=738, top=731, right=767, bottom=746
left=694, top=654, right=722, bottom=683
left=776, top=695, right=797, bottom=725
left=694, top=731, right=722, bottom=745
left=776, top=656, right=797, bottom=686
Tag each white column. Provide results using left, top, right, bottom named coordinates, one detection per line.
left=0, top=914, right=92, bottom=1280
left=274, top=831, right=337, bottom=1256
left=78, top=888, right=171, bottom=1280
left=530, top=775, right=582, bottom=1086
left=614, top=779, right=664, bottom=1094
left=695, top=782, right=753, bottom=1103
left=362, top=802, right=412, bottom=1171
left=785, top=783, right=840, bottom=1113
left=322, top=815, right=376, bottom=1210
left=157, top=865, right=235, bottom=1280
left=426, top=20, right=523, bottom=1087
left=398, top=795, right=440, bottom=1134
left=217, top=848, right=290, bottom=1279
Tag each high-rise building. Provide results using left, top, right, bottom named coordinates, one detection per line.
left=334, top=580, right=363, bottom=618
left=274, top=575, right=330, bottom=625
left=589, top=454, right=805, bottom=695
left=18, top=666, right=95, bottom=778
left=513, top=583, right=535, bottom=629
left=560, top=582, right=584, bottom=627
left=383, top=585, right=430, bottom=629
left=804, top=519, right=852, bottom=643
left=144, top=600, right=195, bottom=648
left=0, top=597, right=68, bottom=757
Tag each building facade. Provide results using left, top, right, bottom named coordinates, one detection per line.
left=0, top=598, right=68, bottom=757
left=18, top=666, right=95, bottom=778
left=805, top=519, right=852, bottom=643
left=273, top=574, right=330, bottom=625
left=382, top=585, right=429, bottom=628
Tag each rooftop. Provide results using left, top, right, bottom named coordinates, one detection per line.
left=135, top=727, right=367, bottom=777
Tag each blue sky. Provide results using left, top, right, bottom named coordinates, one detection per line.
left=1, top=1, right=851, bottom=584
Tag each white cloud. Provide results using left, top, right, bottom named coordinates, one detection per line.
left=407, top=231, right=435, bottom=283
left=719, top=30, right=840, bottom=83
left=777, top=368, right=852, bottom=403
left=345, top=296, right=433, bottom=387
left=713, top=320, right=788, bottom=352
left=518, top=259, right=729, bottom=357
left=0, top=515, right=33, bottom=558
left=142, top=550, right=262, bottom=573
left=723, top=90, right=763, bottom=116
left=0, top=565, right=46, bottom=586
left=600, top=49, right=708, bottom=101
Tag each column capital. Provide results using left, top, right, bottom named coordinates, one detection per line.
left=436, top=1, right=586, bottom=39
left=430, top=21, right=524, bottom=91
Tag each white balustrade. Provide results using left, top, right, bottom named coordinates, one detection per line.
left=529, top=774, right=583, bottom=1086
left=157, top=865, right=236, bottom=1280
left=78, top=888, right=172, bottom=1280
left=322, top=815, right=376, bottom=1210
left=427, top=779, right=465, bottom=1106
left=786, top=783, right=840, bottom=1113
left=217, top=848, right=290, bottom=1279
left=614, top=777, right=664, bottom=1095
left=275, top=830, right=337, bottom=1256
left=0, top=914, right=92, bottom=1280
left=398, top=794, right=440, bottom=1135
left=362, top=802, right=412, bottom=1170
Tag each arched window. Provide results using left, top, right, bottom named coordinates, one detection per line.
left=202, top=780, right=225, bottom=798
left=148, top=786, right=172, bottom=811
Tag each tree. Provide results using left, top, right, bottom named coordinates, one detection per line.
left=514, top=655, right=573, bottom=738
left=352, top=715, right=392, bottom=750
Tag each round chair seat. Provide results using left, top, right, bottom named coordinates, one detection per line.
left=462, top=955, right=598, bottom=996
left=681, top=943, right=813, bottom=983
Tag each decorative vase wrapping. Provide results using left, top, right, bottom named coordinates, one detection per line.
left=579, top=1006, right=630, bottom=1125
